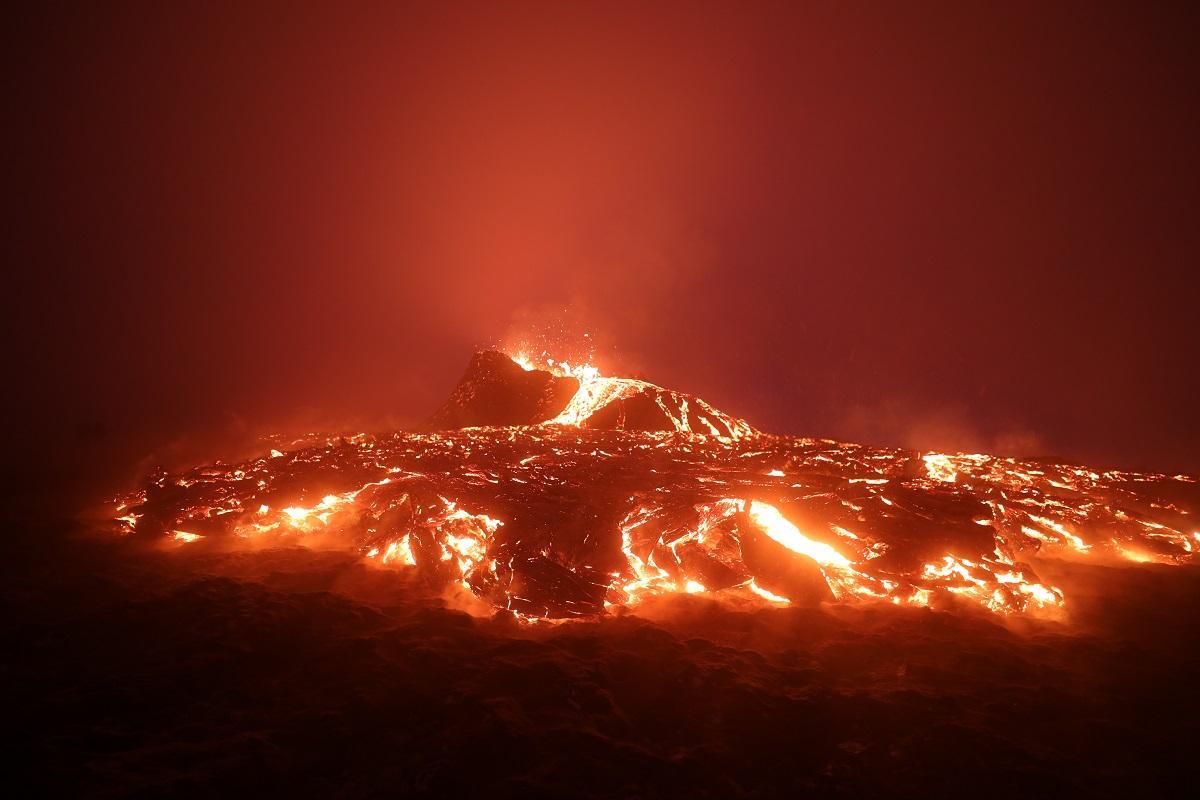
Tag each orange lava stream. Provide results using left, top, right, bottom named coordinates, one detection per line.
left=110, top=356, right=1198, bottom=622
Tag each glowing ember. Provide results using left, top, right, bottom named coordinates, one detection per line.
left=110, top=352, right=1199, bottom=621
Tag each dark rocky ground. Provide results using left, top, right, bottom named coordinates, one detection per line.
left=4, top=511, right=1199, bottom=799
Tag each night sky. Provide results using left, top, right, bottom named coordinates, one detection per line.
left=8, top=1, right=1199, bottom=497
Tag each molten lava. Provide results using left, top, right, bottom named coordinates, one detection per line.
left=111, top=352, right=1199, bottom=620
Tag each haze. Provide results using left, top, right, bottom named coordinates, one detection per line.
left=7, top=2, right=1198, bottom=500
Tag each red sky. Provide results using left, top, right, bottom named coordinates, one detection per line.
left=7, top=1, right=1199, bottom=493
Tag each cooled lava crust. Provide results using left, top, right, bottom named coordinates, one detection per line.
left=112, top=352, right=1200, bottom=621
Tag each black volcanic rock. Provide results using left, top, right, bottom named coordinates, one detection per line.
left=424, top=351, right=579, bottom=430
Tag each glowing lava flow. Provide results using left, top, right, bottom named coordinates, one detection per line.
left=747, top=500, right=852, bottom=568
left=110, top=352, right=1199, bottom=621
left=513, top=352, right=755, bottom=439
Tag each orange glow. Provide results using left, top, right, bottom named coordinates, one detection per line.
left=511, top=350, right=754, bottom=439
left=108, top=352, right=1198, bottom=621
left=747, top=500, right=851, bottom=568
left=746, top=580, right=790, bottom=604
left=923, top=453, right=958, bottom=483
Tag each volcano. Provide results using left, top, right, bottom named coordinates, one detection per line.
left=112, top=351, right=1199, bottom=621
left=426, top=350, right=756, bottom=438
left=12, top=349, right=1200, bottom=798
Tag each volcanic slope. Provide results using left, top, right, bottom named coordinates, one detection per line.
left=112, top=352, right=1200, bottom=620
